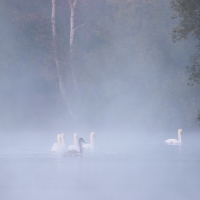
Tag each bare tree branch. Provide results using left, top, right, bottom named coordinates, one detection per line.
left=74, top=23, right=85, bottom=31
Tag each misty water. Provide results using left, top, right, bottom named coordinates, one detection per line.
left=1, top=133, right=200, bottom=200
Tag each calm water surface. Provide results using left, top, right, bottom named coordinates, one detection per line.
left=0, top=143, right=200, bottom=200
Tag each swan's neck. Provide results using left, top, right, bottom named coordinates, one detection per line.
left=90, top=134, right=94, bottom=147
left=57, top=134, right=61, bottom=147
left=178, top=132, right=181, bottom=143
left=79, top=141, right=83, bottom=154
left=61, top=135, right=65, bottom=147
left=74, top=135, right=77, bottom=146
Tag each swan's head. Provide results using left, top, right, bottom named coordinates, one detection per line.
left=79, top=138, right=86, bottom=143
left=178, top=129, right=183, bottom=133
left=74, top=133, right=78, bottom=140
left=91, top=132, right=95, bottom=136
left=61, top=133, right=65, bottom=138
left=57, top=133, right=61, bottom=138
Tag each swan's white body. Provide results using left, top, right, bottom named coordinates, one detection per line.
left=83, top=132, right=95, bottom=149
left=165, top=129, right=182, bottom=144
left=64, top=138, right=86, bottom=156
left=51, top=133, right=66, bottom=152
left=68, top=133, right=79, bottom=151
left=51, top=134, right=62, bottom=152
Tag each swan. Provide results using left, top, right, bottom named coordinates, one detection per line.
left=60, top=133, right=65, bottom=148
left=67, top=133, right=79, bottom=151
left=165, top=129, right=183, bottom=144
left=63, top=138, right=86, bottom=156
left=51, top=133, right=62, bottom=152
left=83, top=132, right=95, bottom=149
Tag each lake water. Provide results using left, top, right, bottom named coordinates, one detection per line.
left=0, top=142, right=200, bottom=200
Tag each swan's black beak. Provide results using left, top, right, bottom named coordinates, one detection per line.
left=83, top=139, right=86, bottom=143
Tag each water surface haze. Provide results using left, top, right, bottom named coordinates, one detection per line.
left=1, top=130, right=200, bottom=200
left=1, top=0, right=200, bottom=199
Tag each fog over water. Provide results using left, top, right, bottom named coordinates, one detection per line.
left=1, top=0, right=200, bottom=199
left=1, top=130, right=200, bottom=200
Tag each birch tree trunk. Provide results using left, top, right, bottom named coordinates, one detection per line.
left=52, top=0, right=73, bottom=115
left=68, top=0, right=78, bottom=90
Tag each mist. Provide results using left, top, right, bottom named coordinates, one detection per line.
left=1, top=0, right=200, bottom=199
left=1, top=0, right=199, bottom=133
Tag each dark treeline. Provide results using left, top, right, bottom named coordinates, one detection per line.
left=0, top=0, right=199, bottom=133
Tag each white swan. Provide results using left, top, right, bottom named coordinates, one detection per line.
left=60, top=133, right=65, bottom=148
left=51, top=133, right=62, bottom=152
left=63, top=138, right=86, bottom=156
left=165, top=129, right=183, bottom=144
left=67, top=133, right=79, bottom=151
left=83, top=132, right=95, bottom=149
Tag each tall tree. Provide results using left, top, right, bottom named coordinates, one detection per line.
left=68, top=0, right=77, bottom=89
left=51, top=0, right=87, bottom=118
left=52, top=0, right=73, bottom=115
left=50, top=0, right=85, bottom=117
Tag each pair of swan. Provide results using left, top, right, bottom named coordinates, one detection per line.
left=165, top=129, right=182, bottom=144
left=67, top=132, right=95, bottom=151
left=51, top=133, right=65, bottom=152
left=63, top=132, right=95, bottom=156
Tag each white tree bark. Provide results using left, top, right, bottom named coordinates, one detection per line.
left=68, top=0, right=78, bottom=90
left=52, top=0, right=73, bottom=115
left=68, top=0, right=77, bottom=60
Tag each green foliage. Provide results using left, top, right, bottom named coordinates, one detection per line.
left=172, top=0, right=200, bottom=41
left=187, top=47, right=200, bottom=85
left=172, top=0, right=200, bottom=123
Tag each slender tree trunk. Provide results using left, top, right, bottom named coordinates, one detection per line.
left=68, top=0, right=78, bottom=90
left=52, top=0, right=73, bottom=115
